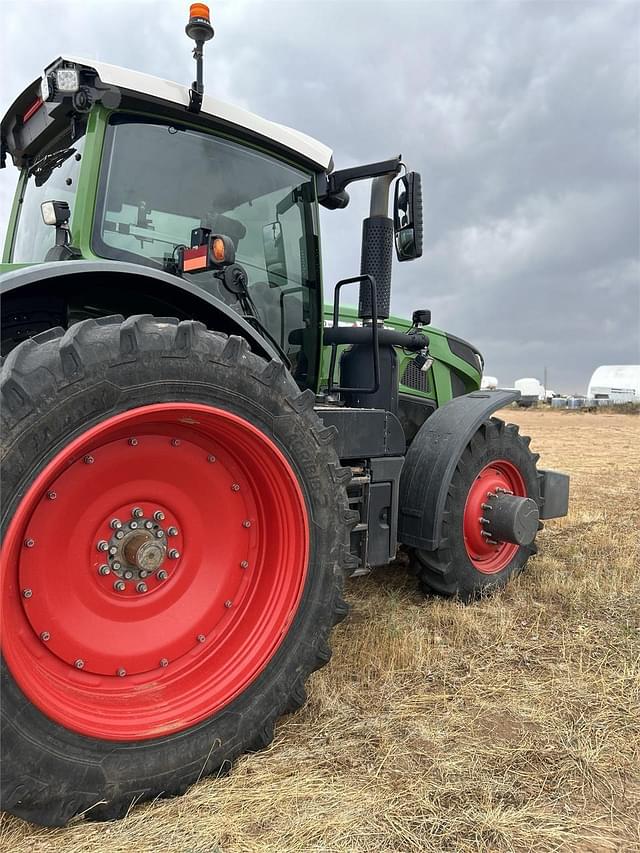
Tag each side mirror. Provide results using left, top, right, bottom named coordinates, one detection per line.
left=393, top=172, right=423, bottom=261
left=262, top=221, right=287, bottom=286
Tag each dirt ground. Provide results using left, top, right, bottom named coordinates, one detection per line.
left=1, top=409, right=639, bottom=853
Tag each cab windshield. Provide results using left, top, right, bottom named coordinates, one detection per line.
left=94, top=116, right=321, bottom=386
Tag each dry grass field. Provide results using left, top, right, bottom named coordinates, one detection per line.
left=1, top=408, right=639, bottom=853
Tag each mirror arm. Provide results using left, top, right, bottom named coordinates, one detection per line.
left=318, top=156, right=402, bottom=208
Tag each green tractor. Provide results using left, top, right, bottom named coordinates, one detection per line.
left=0, top=5, right=568, bottom=827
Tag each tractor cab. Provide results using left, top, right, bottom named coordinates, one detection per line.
left=1, top=38, right=422, bottom=394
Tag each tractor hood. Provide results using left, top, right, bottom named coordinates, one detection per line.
left=1, top=55, right=333, bottom=172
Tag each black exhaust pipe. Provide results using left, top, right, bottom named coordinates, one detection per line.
left=341, top=173, right=399, bottom=412
left=358, top=173, right=395, bottom=320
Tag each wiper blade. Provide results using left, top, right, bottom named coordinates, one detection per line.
left=29, top=147, right=76, bottom=186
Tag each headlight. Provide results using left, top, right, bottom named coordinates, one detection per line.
left=55, top=67, right=79, bottom=92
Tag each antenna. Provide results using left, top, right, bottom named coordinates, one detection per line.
left=185, top=4, right=214, bottom=113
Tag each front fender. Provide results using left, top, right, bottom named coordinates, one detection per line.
left=398, top=389, right=520, bottom=551
left=0, top=260, right=281, bottom=363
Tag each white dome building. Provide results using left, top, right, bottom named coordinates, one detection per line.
left=587, top=365, right=640, bottom=403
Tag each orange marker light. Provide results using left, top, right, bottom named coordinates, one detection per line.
left=212, top=237, right=226, bottom=263
left=190, top=3, right=210, bottom=21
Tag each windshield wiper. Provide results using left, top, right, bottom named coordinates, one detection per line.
left=29, top=147, right=76, bottom=186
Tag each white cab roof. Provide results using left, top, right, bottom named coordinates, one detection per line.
left=61, top=55, right=333, bottom=170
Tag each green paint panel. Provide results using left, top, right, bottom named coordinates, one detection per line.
left=320, top=305, right=481, bottom=406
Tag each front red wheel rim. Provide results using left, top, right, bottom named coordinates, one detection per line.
left=1, top=404, right=309, bottom=740
left=463, top=459, right=526, bottom=574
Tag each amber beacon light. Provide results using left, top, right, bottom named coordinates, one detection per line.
left=185, top=4, right=214, bottom=113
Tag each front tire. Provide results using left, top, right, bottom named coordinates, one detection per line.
left=0, top=315, right=353, bottom=826
left=413, top=417, right=541, bottom=601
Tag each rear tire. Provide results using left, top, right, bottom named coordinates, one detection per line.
left=0, top=315, right=354, bottom=826
left=413, top=417, right=540, bottom=601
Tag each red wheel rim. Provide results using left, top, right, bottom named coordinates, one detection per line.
left=463, top=459, right=526, bottom=574
left=1, top=404, right=309, bottom=740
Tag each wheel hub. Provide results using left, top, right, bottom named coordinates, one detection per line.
left=123, top=532, right=165, bottom=573
left=463, top=459, right=528, bottom=573
left=98, top=508, right=174, bottom=588
left=482, top=490, right=539, bottom=547
left=93, top=503, right=180, bottom=596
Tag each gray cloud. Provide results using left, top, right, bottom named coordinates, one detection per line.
left=1, top=0, right=638, bottom=392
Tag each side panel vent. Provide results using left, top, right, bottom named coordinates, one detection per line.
left=401, top=358, right=430, bottom=393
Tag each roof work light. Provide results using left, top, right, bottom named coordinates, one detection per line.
left=55, top=67, right=80, bottom=92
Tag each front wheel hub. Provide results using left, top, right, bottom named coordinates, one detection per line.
left=483, top=491, right=539, bottom=546
left=463, top=459, right=533, bottom=574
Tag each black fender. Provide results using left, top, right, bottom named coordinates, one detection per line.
left=398, top=389, right=520, bottom=552
left=0, top=260, right=281, bottom=363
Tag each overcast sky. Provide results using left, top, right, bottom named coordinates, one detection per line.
left=1, top=0, right=638, bottom=393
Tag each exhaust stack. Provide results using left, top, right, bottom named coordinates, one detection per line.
left=358, top=173, right=395, bottom=321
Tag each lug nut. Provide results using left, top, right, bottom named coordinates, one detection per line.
left=207, top=455, right=216, bottom=463
left=24, top=538, right=35, bottom=548
left=99, top=564, right=111, bottom=576
left=155, top=530, right=164, bottom=539
left=47, top=491, right=57, bottom=500
left=168, top=549, right=180, bottom=560
left=242, top=520, right=252, bottom=528
left=97, top=540, right=109, bottom=552
left=128, top=438, right=138, bottom=446
left=130, top=521, right=138, bottom=529
left=40, top=631, right=50, bottom=641
left=225, top=600, right=233, bottom=608
left=74, top=659, right=84, bottom=669
left=110, top=518, right=122, bottom=529
left=22, top=588, right=33, bottom=599
left=157, top=569, right=168, bottom=581
left=197, top=634, right=206, bottom=643
left=132, top=507, right=144, bottom=518
left=136, top=582, right=148, bottom=593
left=83, top=455, right=94, bottom=465
left=113, top=580, right=126, bottom=592
left=159, top=658, right=168, bottom=667
left=231, top=483, right=240, bottom=492
left=154, top=510, right=165, bottom=522
left=240, top=560, right=249, bottom=569
left=117, top=668, right=126, bottom=677
left=171, top=438, right=181, bottom=447
left=167, top=526, right=178, bottom=536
